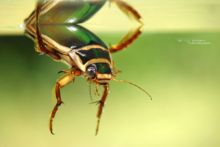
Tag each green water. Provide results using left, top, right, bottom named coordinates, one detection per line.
left=0, top=32, right=220, bottom=147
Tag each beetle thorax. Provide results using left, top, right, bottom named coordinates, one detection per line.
left=68, top=44, right=113, bottom=83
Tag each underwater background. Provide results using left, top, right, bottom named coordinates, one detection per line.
left=0, top=0, right=220, bottom=147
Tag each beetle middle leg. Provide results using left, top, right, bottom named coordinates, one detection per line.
left=49, top=71, right=77, bottom=134
left=95, top=84, right=109, bottom=135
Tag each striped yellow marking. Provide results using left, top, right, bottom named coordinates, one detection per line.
left=80, top=44, right=108, bottom=51
left=96, top=73, right=112, bottom=80
left=85, top=58, right=112, bottom=69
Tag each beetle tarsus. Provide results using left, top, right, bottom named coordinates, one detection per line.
left=50, top=100, right=64, bottom=135
left=95, top=118, right=101, bottom=136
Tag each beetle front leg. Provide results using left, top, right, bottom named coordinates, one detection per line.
left=109, top=0, right=142, bottom=23
left=95, top=84, right=109, bottom=135
left=49, top=72, right=75, bottom=135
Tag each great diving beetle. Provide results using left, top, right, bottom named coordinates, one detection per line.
left=25, top=0, right=151, bottom=135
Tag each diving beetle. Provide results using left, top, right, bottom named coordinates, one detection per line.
left=25, top=0, right=151, bottom=135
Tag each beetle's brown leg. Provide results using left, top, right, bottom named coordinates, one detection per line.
left=49, top=71, right=75, bottom=135
left=109, top=25, right=143, bottom=53
left=35, top=1, right=61, bottom=60
left=109, top=0, right=142, bottom=23
left=108, top=0, right=143, bottom=53
left=95, top=84, right=109, bottom=135
left=35, top=1, right=49, bottom=54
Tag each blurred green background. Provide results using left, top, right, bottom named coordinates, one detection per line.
left=1, top=0, right=220, bottom=147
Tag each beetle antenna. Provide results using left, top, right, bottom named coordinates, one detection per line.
left=95, top=83, right=100, bottom=96
left=112, top=78, right=152, bottom=100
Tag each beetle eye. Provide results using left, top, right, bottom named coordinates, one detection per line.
left=86, top=64, right=97, bottom=78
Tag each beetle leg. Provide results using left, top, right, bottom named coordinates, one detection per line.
left=35, top=0, right=50, bottom=54
left=35, top=1, right=61, bottom=60
left=95, top=84, right=109, bottom=135
left=108, top=0, right=143, bottom=53
left=109, top=0, right=142, bottom=23
left=49, top=71, right=76, bottom=135
left=109, top=25, right=143, bottom=53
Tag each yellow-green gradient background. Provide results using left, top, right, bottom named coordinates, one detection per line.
left=0, top=0, right=220, bottom=147
left=1, top=0, right=220, bottom=33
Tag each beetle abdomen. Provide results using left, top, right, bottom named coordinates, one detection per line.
left=39, top=24, right=107, bottom=50
left=76, top=48, right=111, bottom=64
left=38, top=24, right=111, bottom=68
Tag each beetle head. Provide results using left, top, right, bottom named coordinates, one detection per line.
left=86, top=63, right=112, bottom=84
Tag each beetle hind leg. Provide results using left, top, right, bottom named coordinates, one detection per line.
left=49, top=71, right=76, bottom=135
left=109, top=25, right=143, bottom=53
left=35, top=0, right=61, bottom=60
left=109, top=0, right=142, bottom=23
left=108, top=0, right=143, bottom=53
